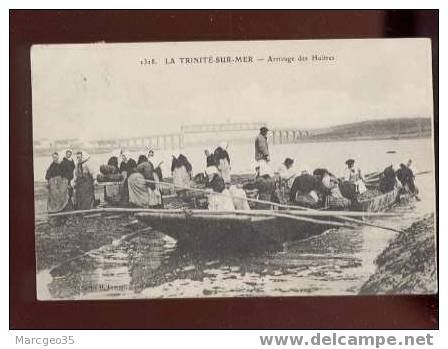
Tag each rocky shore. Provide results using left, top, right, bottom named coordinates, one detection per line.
left=360, top=214, right=437, bottom=294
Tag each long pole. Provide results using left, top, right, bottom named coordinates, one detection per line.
left=44, top=207, right=404, bottom=234
left=44, top=181, right=407, bottom=233
left=144, top=179, right=405, bottom=233
left=44, top=206, right=404, bottom=218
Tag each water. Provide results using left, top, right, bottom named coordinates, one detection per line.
left=35, top=138, right=436, bottom=299
left=34, top=137, right=434, bottom=182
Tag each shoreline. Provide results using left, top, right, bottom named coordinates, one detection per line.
left=359, top=213, right=437, bottom=295
left=33, top=134, right=431, bottom=157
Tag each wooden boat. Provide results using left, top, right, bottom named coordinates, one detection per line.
left=135, top=210, right=333, bottom=247
left=352, top=187, right=401, bottom=212
left=97, top=175, right=406, bottom=247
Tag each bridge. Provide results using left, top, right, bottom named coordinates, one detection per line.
left=93, top=122, right=312, bottom=150
left=181, top=122, right=267, bottom=134
left=96, top=133, right=184, bottom=150
left=269, top=128, right=311, bottom=144
left=181, top=122, right=312, bottom=145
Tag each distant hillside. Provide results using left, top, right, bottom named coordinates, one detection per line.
left=308, top=117, right=432, bottom=141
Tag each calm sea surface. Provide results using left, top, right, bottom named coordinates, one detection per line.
left=35, top=138, right=436, bottom=299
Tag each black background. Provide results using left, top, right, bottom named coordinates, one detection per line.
left=10, top=10, right=438, bottom=329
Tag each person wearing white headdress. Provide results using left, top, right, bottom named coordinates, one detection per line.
left=276, top=158, right=296, bottom=189
left=171, top=151, right=192, bottom=197
left=205, top=167, right=235, bottom=211
left=145, top=145, right=164, bottom=181
left=343, top=159, right=367, bottom=194
left=204, top=148, right=215, bottom=168
left=119, top=149, right=134, bottom=178
left=74, top=150, right=95, bottom=209
left=146, top=145, right=163, bottom=207
left=214, top=141, right=231, bottom=184
left=203, top=148, right=218, bottom=182
left=134, top=149, right=163, bottom=208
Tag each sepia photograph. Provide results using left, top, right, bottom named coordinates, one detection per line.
left=31, top=38, right=437, bottom=301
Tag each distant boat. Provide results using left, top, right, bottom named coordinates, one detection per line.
left=386, top=150, right=397, bottom=154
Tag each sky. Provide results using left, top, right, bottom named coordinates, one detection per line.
left=31, top=39, right=434, bottom=141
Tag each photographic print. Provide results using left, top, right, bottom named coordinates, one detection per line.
left=32, top=39, right=437, bottom=300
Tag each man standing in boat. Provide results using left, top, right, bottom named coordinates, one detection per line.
left=255, top=126, right=270, bottom=170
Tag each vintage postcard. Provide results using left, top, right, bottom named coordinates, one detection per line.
left=32, top=39, right=437, bottom=300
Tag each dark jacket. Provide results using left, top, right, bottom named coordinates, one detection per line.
left=396, top=166, right=416, bottom=192
left=171, top=154, right=192, bottom=173
left=119, top=158, right=136, bottom=178
left=206, top=153, right=216, bottom=167
left=379, top=166, right=397, bottom=193
left=214, top=147, right=230, bottom=164
left=206, top=173, right=225, bottom=193
left=137, top=161, right=155, bottom=190
left=290, top=174, right=330, bottom=201
left=60, top=157, right=75, bottom=181
left=45, top=162, right=62, bottom=181
left=255, top=134, right=269, bottom=161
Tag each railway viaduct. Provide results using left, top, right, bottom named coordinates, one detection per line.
left=98, top=122, right=312, bottom=150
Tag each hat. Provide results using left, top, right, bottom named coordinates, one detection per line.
left=345, top=159, right=355, bottom=165
left=219, top=141, right=228, bottom=150
left=284, top=157, right=294, bottom=166
left=260, top=126, right=269, bottom=133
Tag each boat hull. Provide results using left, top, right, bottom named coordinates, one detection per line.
left=135, top=212, right=331, bottom=248
left=354, top=187, right=401, bottom=212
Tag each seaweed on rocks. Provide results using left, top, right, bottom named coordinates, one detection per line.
left=360, top=214, right=437, bottom=294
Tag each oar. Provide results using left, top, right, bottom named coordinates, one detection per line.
left=132, top=208, right=403, bottom=233
left=44, top=180, right=406, bottom=233
left=45, top=206, right=405, bottom=218
left=415, top=170, right=432, bottom=176
left=142, top=180, right=403, bottom=217
left=143, top=179, right=406, bottom=233
left=134, top=208, right=354, bottom=228
left=50, top=226, right=153, bottom=275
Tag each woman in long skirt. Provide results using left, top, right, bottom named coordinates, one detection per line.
left=46, top=152, right=73, bottom=213
left=74, top=151, right=95, bottom=210
left=171, top=152, right=192, bottom=197
left=214, top=142, right=231, bottom=184
left=137, top=154, right=162, bottom=208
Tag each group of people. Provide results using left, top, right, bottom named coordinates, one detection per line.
left=44, top=141, right=245, bottom=213
left=251, top=126, right=420, bottom=208
left=102, top=146, right=170, bottom=208
left=44, top=149, right=94, bottom=213
left=45, top=126, right=420, bottom=213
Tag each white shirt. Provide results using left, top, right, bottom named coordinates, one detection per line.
left=277, top=164, right=296, bottom=187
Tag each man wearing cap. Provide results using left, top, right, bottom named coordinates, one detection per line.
left=255, top=126, right=270, bottom=164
